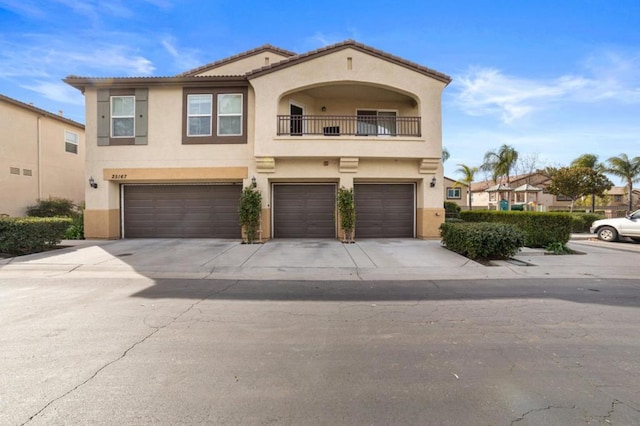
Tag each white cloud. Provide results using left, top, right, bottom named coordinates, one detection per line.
left=452, top=50, right=640, bottom=123
left=161, top=37, right=201, bottom=73
left=22, top=81, right=84, bottom=105
left=0, top=38, right=154, bottom=77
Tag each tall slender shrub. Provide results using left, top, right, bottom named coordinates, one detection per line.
left=238, top=186, right=262, bottom=243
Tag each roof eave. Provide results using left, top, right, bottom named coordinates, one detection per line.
left=246, top=40, right=452, bottom=85
left=64, top=75, right=249, bottom=92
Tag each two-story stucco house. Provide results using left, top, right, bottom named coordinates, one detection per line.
left=0, top=94, right=85, bottom=217
left=65, top=40, right=451, bottom=240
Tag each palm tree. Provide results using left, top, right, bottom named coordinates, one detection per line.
left=481, top=144, right=519, bottom=207
left=481, top=144, right=519, bottom=185
left=571, top=153, right=603, bottom=212
left=571, top=153, right=601, bottom=170
left=442, top=147, right=450, bottom=163
left=456, top=164, right=478, bottom=210
left=606, top=153, right=640, bottom=212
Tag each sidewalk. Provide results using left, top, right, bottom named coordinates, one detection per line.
left=1, top=235, right=638, bottom=281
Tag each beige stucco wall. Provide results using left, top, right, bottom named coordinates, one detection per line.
left=83, top=86, right=254, bottom=238
left=443, top=177, right=468, bottom=209
left=0, top=100, right=84, bottom=216
left=195, top=51, right=292, bottom=76
left=250, top=47, right=446, bottom=161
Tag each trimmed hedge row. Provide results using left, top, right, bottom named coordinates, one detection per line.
left=440, top=222, right=524, bottom=260
left=569, top=212, right=604, bottom=233
left=459, top=210, right=572, bottom=247
left=0, top=217, right=72, bottom=255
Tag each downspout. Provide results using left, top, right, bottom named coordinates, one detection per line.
left=37, top=115, right=42, bottom=199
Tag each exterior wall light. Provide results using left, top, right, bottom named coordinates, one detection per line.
left=89, top=176, right=98, bottom=189
left=430, top=176, right=437, bottom=188
left=251, top=176, right=257, bottom=188
left=321, top=106, right=327, bottom=112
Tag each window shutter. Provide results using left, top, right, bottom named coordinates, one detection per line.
left=97, top=89, right=110, bottom=146
left=135, top=88, right=148, bottom=145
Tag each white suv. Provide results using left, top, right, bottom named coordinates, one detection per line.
left=590, top=210, right=640, bottom=242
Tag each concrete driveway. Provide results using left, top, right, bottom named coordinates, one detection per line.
left=2, top=237, right=640, bottom=280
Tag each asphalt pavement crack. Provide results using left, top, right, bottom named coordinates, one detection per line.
left=20, top=280, right=239, bottom=425
left=510, top=405, right=575, bottom=425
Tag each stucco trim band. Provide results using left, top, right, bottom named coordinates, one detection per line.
left=103, top=167, right=248, bottom=181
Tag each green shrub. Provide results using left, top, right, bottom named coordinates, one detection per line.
left=445, top=217, right=464, bottom=223
left=64, top=212, right=84, bottom=240
left=238, top=186, right=262, bottom=243
left=570, top=212, right=604, bottom=233
left=440, top=222, right=525, bottom=260
left=569, top=215, right=587, bottom=233
left=26, top=197, right=77, bottom=217
left=444, top=201, right=461, bottom=219
left=459, top=210, right=572, bottom=248
left=0, top=217, right=72, bottom=255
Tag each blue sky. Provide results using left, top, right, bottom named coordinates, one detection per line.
left=1, top=0, right=639, bottom=182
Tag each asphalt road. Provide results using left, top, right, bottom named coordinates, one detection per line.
left=1, top=277, right=639, bottom=425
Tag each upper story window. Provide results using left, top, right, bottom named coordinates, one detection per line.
left=187, top=94, right=212, bottom=136
left=65, top=130, right=78, bottom=154
left=111, top=96, right=135, bottom=138
left=182, top=87, right=248, bottom=145
left=218, top=94, right=242, bottom=136
left=97, top=88, right=148, bottom=146
left=447, top=187, right=461, bottom=199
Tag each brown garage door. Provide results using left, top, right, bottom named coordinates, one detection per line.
left=273, top=184, right=336, bottom=238
left=123, top=185, right=241, bottom=238
left=354, top=184, right=415, bottom=238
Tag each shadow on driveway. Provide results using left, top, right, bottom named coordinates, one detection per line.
left=131, top=278, right=640, bottom=308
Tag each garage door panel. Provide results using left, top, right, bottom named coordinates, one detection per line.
left=273, top=185, right=336, bottom=238
left=124, top=185, right=241, bottom=238
left=355, top=184, right=414, bottom=238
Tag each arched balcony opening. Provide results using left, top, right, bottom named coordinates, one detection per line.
left=276, top=83, right=421, bottom=137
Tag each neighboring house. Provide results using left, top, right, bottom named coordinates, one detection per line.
left=471, top=173, right=640, bottom=212
left=65, top=40, right=451, bottom=239
left=0, top=94, right=85, bottom=217
left=604, top=187, right=640, bottom=211
left=470, top=172, right=572, bottom=211
left=443, top=176, right=468, bottom=209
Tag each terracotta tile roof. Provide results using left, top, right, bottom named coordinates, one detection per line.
left=64, top=75, right=248, bottom=91
left=177, top=44, right=297, bottom=77
left=470, top=172, right=551, bottom=192
left=245, top=40, right=452, bottom=84
left=0, top=93, right=84, bottom=128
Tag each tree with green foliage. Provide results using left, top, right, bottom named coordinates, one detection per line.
left=545, top=166, right=613, bottom=212
left=571, top=153, right=604, bottom=212
left=605, top=153, right=640, bottom=211
left=455, top=163, right=478, bottom=210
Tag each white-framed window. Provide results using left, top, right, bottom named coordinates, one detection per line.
left=65, top=130, right=78, bottom=154
left=217, top=94, right=242, bottom=136
left=187, top=94, right=212, bottom=136
left=447, top=187, right=461, bottom=199
left=111, top=96, right=135, bottom=137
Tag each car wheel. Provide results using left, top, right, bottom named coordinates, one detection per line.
left=597, top=226, right=618, bottom=242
